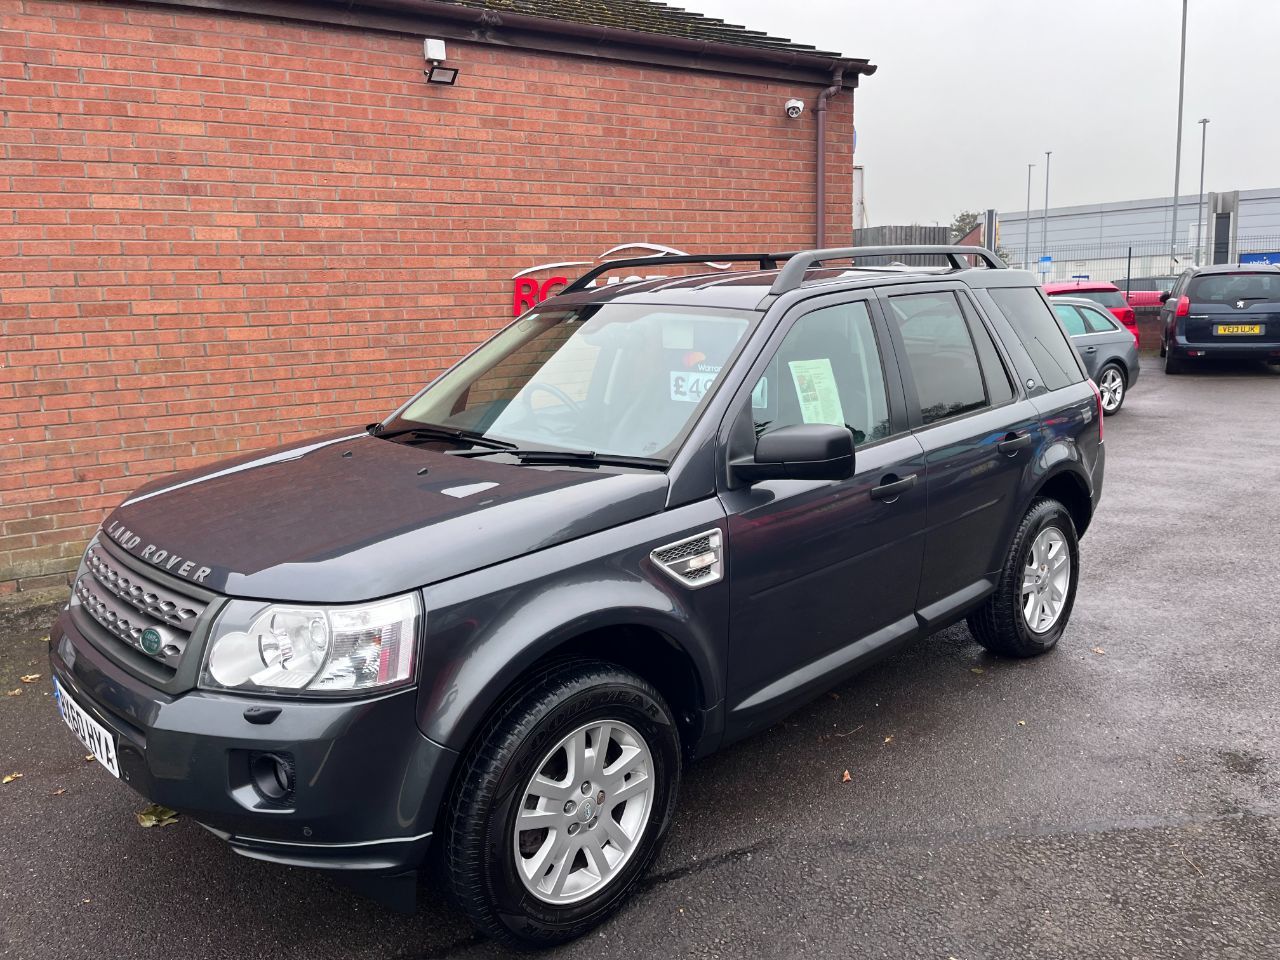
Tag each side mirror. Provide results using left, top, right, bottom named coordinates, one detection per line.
left=1158, top=291, right=1172, bottom=303
left=733, top=424, right=854, bottom=483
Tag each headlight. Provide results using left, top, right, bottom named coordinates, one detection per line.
left=201, top=593, right=420, bottom=696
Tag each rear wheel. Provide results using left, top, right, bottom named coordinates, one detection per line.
left=1163, top=343, right=1186, bottom=374
left=1097, top=363, right=1126, bottom=414
left=444, top=661, right=681, bottom=948
left=968, top=498, right=1079, bottom=658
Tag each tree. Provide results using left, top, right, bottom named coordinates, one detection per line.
left=951, top=209, right=1017, bottom=265
left=950, top=210, right=982, bottom=243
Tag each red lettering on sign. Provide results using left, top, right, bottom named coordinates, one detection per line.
left=512, top=276, right=569, bottom=316
left=513, top=277, right=539, bottom=316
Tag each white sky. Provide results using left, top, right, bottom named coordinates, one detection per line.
left=679, top=0, right=1280, bottom=225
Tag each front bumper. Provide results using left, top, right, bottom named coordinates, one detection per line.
left=48, top=607, right=458, bottom=882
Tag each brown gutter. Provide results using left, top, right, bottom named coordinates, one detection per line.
left=139, top=0, right=877, bottom=87
left=814, top=65, right=845, bottom=248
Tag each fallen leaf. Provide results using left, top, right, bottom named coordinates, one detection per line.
left=5, top=688, right=20, bottom=697
left=19, top=674, right=40, bottom=684
left=1017, top=720, right=1027, bottom=727
left=52, top=788, right=66, bottom=796
left=84, top=755, right=95, bottom=763
left=970, top=667, right=985, bottom=674
left=841, top=769, right=852, bottom=783
left=2, top=772, right=22, bottom=784
left=1091, top=647, right=1106, bottom=656
left=135, top=803, right=180, bottom=828
left=883, top=736, right=894, bottom=745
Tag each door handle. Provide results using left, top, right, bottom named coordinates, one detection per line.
left=997, top=432, right=1032, bottom=455
left=870, top=473, right=917, bottom=502
left=1085, top=346, right=1097, bottom=353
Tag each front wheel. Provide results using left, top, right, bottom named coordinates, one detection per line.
left=1097, top=363, right=1127, bottom=415
left=443, top=661, right=681, bottom=948
left=968, top=498, right=1080, bottom=658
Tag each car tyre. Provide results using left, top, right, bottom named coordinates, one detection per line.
left=443, top=660, right=681, bottom=948
left=967, top=498, right=1079, bottom=658
left=1096, top=362, right=1127, bottom=415
left=1163, top=343, right=1186, bottom=374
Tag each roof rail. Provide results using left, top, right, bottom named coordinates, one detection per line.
left=768, top=245, right=1007, bottom=295
left=561, top=253, right=797, bottom=294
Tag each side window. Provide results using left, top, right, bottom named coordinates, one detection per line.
left=1052, top=303, right=1089, bottom=336
left=987, top=287, right=1084, bottom=390
left=750, top=300, right=891, bottom=445
left=968, top=311, right=1015, bottom=405
left=887, top=292, right=988, bottom=425
left=1081, top=306, right=1119, bottom=333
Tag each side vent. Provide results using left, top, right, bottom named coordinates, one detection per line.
left=651, top=530, right=723, bottom=588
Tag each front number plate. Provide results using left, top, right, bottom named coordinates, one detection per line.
left=52, top=677, right=120, bottom=778
left=1215, top=324, right=1262, bottom=335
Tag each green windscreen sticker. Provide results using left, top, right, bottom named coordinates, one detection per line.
left=787, top=358, right=845, bottom=426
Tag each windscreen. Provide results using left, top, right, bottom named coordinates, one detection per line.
left=393, top=303, right=757, bottom=461
left=1189, top=272, right=1280, bottom=304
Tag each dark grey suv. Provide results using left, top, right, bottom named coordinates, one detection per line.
left=1159, top=263, right=1280, bottom=372
left=48, top=246, right=1104, bottom=947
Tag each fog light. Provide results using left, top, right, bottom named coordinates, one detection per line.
left=249, top=752, right=294, bottom=803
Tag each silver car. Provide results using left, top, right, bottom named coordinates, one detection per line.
left=1052, top=296, right=1140, bottom=415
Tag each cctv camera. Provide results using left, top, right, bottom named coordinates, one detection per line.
left=784, top=98, right=805, bottom=119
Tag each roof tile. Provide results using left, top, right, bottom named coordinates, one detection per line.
left=438, top=0, right=843, bottom=58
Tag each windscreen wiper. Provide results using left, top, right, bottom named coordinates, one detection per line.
left=369, top=423, right=516, bottom=450
left=448, top=448, right=667, bottom=470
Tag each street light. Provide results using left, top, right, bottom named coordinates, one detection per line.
left=1195, top=118, right=1210, bottom=265
left=1170, top=0, right=1189, bottom=269
left=1041, top=151, right=1052, bottom=274
left=1024, top=162, right=1035, bottom=269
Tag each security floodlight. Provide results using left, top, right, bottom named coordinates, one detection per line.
left=426, top=65, right=459, bottom=85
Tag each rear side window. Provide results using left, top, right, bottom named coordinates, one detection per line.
left=1080, top=306, right=1120, bottom=333
left=887, top=292, right=988, bottom=425
left=968, top=312, right=1015, bottom=405
left=988, top=287, right=1084, bottom=391
left=1052, top=304, right=1088, bottom=336
left=1189, top=272, right=1280, bottom=303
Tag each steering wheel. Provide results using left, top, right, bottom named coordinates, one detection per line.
left=520, top=381, right=583, bottom=416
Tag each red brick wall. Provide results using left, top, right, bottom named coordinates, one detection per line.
left=0, top=0, right=855, bottom=592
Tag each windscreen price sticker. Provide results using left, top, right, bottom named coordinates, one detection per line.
left=670, top=370, right=717, bottom=403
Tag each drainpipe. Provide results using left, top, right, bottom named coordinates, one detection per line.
left=815, top=65, right=844, bottom=249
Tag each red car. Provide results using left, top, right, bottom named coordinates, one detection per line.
left=1044, top=281, right=1140, bottom=347
left=1111, top=275, right=1178, bottom=311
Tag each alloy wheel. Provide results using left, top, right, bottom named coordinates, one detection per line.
left=1021, top=526, right=1071, bottom=633
left=1098, top=368, right=1124, bottom=412
left=513, top=719, right=655, bottom=905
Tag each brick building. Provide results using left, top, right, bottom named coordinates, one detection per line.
left=0, top=0, right=873, bottom=592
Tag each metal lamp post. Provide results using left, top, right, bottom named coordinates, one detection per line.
left=1195, top=118, right=1209, bottom=265
left=1040, top=151, right=1052, bottom=275
left=1170, top=0, right=1189, bottom=269
left=1024, top=162, right=1035, bottom=269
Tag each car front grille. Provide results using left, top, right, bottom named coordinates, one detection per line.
left=73, top=543, right=207, bottom=671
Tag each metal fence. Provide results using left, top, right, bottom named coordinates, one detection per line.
left=999, top=235, right=1280, bottom=285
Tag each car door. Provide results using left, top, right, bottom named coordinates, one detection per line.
left=1159, top=270, right=1193, bottom=348
left=719, top=292, right=925, bottom=736
left=1052, top=303, right=1099, bottom=378
left=878, top=283, right=1041, bottom=621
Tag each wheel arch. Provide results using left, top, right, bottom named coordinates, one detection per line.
left=1029, top=466, right=1093, bottom=538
